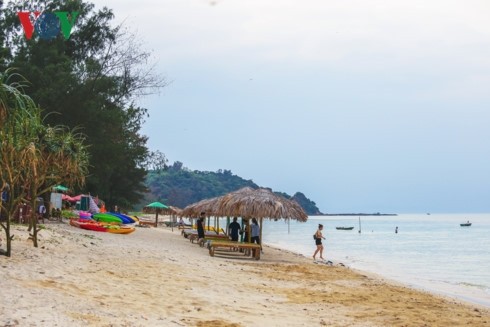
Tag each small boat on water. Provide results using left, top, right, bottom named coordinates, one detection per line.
left=460, top=222, right=472, bottom=227
left=336, top=227, right=355, bottom=230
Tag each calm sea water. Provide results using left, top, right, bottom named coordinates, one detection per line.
left=260, top=214, right=490, bottom=307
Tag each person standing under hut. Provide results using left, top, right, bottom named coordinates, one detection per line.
left=250, top=218, right=262, bottom=256
left=238, top=219, right=249, bottom=253
left=228, top=217, right=241, bottom=242
left=313, top=224, right=326, bottom=261
left=197, top=212, right=206, bottom=247
left=241, top=219, right=249, bottom=242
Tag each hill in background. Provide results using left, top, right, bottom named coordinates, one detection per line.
left=142, top=162, right=322, bottom=215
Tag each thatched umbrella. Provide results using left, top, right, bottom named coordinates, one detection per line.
left=217, top=187, right=308, bottom=221
left=180, top=197, right=220, bottom=218
left=180, top=198, right=221, bottom=231
left=219, top=187, right=307, bottom=243
left=181, top=187, right=307, bottom=244
left=165, top=206, right=182, bottom=231
left=144, top=201, right=169, bottom=227
left=181, top=187, right=307, bottom=221
left=168, top=206, right=182, bottom=215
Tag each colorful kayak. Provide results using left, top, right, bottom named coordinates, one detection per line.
left=79, top=211, right=92, bottom=219
left=108, top=212, right=136, bottom=224
left=93, top=212, right=137, bottom=224
left=80, top=223, right=108, bottom=232
left=70, top=218, right=107, bottom=232
left=70, top=218, right=135, bottom=234
left=93, top=213, right=124, bottom=224
left=106, top=226, right=136, bottom=234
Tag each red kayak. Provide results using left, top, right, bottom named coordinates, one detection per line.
left=70, top=218, right=107, bottom=232
left=70, top=218, right=135, bottom=234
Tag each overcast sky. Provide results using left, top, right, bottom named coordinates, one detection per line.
left=91, top=0, right=490, bottom=213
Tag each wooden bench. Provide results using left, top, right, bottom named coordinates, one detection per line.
left=208, top=241, right=261, bottom=260
left=191, top=234, right=229, bottom=244
left=188, top=232, right=229, bottom=245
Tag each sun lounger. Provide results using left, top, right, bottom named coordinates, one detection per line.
left=182, top=229, right=197, bottom=238
left=208, top=241, right=261, bottom=260
left=139, top=220, right=157, bottom=227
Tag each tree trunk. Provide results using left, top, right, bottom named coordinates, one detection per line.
left=1, top=219, right=12, bottom=257
left=29, top=198, right=38, bottom=248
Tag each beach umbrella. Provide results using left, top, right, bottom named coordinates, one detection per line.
left=181, top=187, right=307, bottom=221
left=53, top=184, right=69, bottom=192
left=146, top=201, right=168, bottom=209
left=180, top=198, right=219, bottom=218
left=217, top=187, right=308, bottom=221
left=168, top=206, right=182, bottom=215
left=145, top=201, right=169, bottom=227
left=181, top=187, right=307, bottom=246
left=218, top=187, right=308, bottom=246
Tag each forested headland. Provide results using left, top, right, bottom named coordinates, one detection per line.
left=142, top=161, right=323, bottom=215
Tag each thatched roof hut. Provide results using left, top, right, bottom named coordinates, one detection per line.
left=180, top=188, right=307, bottom=254
left=180, top=197, right=220, bottom=218
left=217, top=187, right=307, bottom=221
left=167, top=206, right=182, bottom=215
left=143, top=205, right=181, bottom=215
left=181, top=187, right=307, bottom=221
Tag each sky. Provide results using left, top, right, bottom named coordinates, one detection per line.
left=90, top=0, right=490, bottom=213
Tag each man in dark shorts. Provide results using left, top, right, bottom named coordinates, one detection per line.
left=197, top=212, right=206, bottom=246
left=228, top=217, right=241, bottom=242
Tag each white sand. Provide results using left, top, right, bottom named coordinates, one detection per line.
left=1, top=222, right=489, bottom=326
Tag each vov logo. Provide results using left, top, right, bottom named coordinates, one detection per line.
left=17, top=11, right=78, bottom=40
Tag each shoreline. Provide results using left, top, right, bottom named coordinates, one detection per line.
left=1, top=221, right=490, bottom=326
left=264, top=213, right=490, bottom=311
left=266, top=243, right=490, bottom=311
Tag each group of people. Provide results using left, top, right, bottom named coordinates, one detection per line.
left=192, top=212, right=329, bottom=262
left=195, top=213, right=261, bottom=246
left=228, top=217, right=260, bottom=243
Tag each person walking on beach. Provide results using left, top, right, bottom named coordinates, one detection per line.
left=228, top=217, right=241, bottom=242
left=313, top=224, right=326, bottom=261
left=197, top=212, right=206, bottom=246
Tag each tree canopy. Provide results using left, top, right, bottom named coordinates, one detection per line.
left=1, top=70, right=90, bottom=256
left=0, top=0, right=165, bottom=210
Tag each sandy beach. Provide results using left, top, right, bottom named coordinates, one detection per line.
left=1, top=221, right=489, bottom=327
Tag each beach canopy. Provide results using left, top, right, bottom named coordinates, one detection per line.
left=53, top=185, right=69, bottom=192
left=144, top=201, right=169, bottom=226
left=146, top=202, right=169, bottom=209
left=181, top=187, right=308, bottom=221
left=168, top=206, right=182, bottom=215
left=179, top=198, right=216, bottom=218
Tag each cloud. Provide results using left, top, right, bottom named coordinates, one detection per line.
left=93, top=0, right=490, bottom=212
left=100, top=1, right=490, bottom=66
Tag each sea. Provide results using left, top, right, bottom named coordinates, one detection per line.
left=260, top=213, right=490, bottom=308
